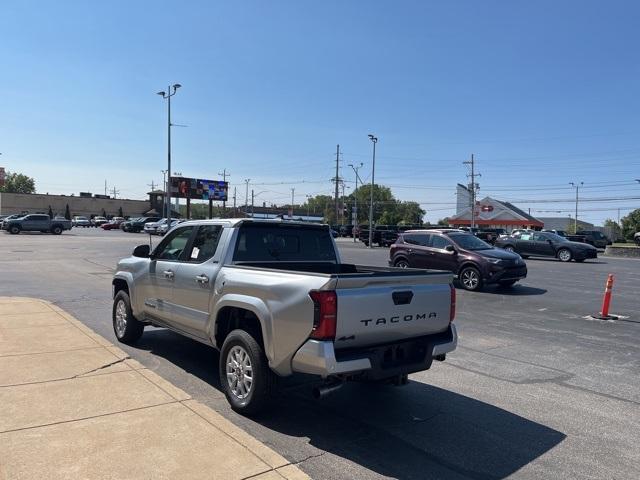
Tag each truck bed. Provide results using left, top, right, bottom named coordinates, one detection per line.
left=231, top=261, right=443, bottom=277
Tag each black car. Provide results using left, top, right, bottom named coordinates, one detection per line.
left=495, top=231, right=598, bottom=263
left=389, top=229, right=527, bottom=291
left=121, top=216, right=161, bottom=233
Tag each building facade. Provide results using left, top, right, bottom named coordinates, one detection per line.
left=448, top=196, right=544, bottom=230
left=0, top=192, right=150, bottom=218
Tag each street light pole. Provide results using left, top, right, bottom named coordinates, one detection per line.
left=348, top=162, right=363, bottom=242
left=569, top=181, right=583, bottom=232
left=157, top=84, right=181, bottom=224
left=160, top=170, right=168, bottom=218
left=367, top=134, right=378, bottom=248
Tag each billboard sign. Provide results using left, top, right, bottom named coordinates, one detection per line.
left=170, top=177, right=228, bottom=201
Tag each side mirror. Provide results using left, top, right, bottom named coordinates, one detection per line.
left=132, top=244, right=151, bottom=258
left=445, top=245, right=457, bottom=254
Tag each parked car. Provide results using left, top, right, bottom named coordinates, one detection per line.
left=359, top=225, right=399, bottom=247
left=2, top=214, right=72, bottom=235
left=1, top=214, right=25, bottom=229
left=389, top=229, right=527, bottom=291
left=575, top=230, right=610, bottom=249
left=91, top=216, right=109, bottom=227
left=154, top=218, right=180, bottom=235
left=495, top=231, right=597, bottom=262
left=72, top=216, right=91, bottom=227
left=634, top=232, right=640, bottom=246
left=112, top=219, right=457, bottom=414
left=121, top=216, right=161, bottom=233
left=144, top=218, right=167, bottom=235
left=340, top=224, right=354, bottom=237
left=476, top=229, right=506, bottom=245
left=101, top=217, right=125, bottom=230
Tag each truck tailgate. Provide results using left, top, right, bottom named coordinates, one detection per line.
left=333, top=272, right=453, bottom=349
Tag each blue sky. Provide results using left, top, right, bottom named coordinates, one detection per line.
left=1, top=0, right=639, bottom=224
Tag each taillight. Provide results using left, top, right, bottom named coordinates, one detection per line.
left=309, top=290, right=337, bottom=340
left=450, top=284, right=456, bottom=323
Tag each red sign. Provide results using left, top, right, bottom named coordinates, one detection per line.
left=481, top=205, right=494, bottom=212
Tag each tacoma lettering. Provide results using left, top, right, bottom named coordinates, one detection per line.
left=360, top=313, right=436, bottom=326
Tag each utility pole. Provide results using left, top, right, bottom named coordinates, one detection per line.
left=463, top=154, right=481, bottom=229
left=147, top=180, right=156, bottom=191
left=251, top=189, right=254, bottom=217
left=218, top=169, right=230, bottom=210
left=291, top=188, right=295, bottom=218
left=244, top=179, right=250, bottom=215
left=348, top=162, right=364, bottom=242
left=104, top=180, right=107, bottom=196
left=157, top=83, right=182, bottom=226
left=368, top=134, right=378, bottom=249
left=110, top=186, right=120, bottom=199
left=569, top=181, right=583, bottom=232
left=233, top=187, right=237, bottom=216
left=334, top=144, right=340, bottom=223
left=160, top=170, right=168, bottom=218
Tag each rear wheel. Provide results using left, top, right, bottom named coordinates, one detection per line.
left=557, top=248, right=572, bottom=262
left=9, top=226, right=20, bottom=234
left=51, top=226, right=63, bottom=235
left=459, top=266, right=483, bottom=291
left=112, top=290, right=144, bottom=344
left=393, top=258, right=409, bottom=268
left=220, top=329, right=276, bottom=415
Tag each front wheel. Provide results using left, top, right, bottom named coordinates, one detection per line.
left=9, top=226, right=20, bottom=234
left=557, top=248, right=572, bottom=262
left=503, top=245, right=515, bottom=253
left=112, top=290, right=144, bottom=344
left=459, top=266, right=483, bottom=291
left=394, top=258, right=409, bottom=268
left=220, top=329, right=276, bottom=416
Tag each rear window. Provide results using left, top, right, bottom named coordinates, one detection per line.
left=233, top=224, right=337, bottom=262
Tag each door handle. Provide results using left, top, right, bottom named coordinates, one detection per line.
left=195, top=274, right=209, bottom=284
left=163, top=270, right=175, bottom=279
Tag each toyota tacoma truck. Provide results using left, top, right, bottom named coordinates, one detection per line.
left=112, top=219, right=457, bottom=414
left=3, top=214, right=72, bottom=234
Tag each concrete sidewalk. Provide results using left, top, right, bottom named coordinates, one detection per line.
left=0, top=297, right=308, bottom=480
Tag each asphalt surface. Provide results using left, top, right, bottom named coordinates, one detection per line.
left=1, top=229, right=638, bottom=479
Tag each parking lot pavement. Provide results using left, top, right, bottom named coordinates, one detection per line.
left=0, top=296, right=309, bottom=480
left=1, top=229, right=639, bottom=479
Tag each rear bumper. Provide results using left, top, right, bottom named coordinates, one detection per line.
left=291, top=324, right=458, bottom=379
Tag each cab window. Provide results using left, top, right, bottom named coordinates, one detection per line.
left=187, top=225, right=223, bottom=263
left=154, top=226, right=194, bottom=261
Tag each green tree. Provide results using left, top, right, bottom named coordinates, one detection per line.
left=48, top=205, right=53, bottom=218
left=118, top=206, right=124, bottom=217
left=621, top=209, right=640, bottom=240
left=437, top=217, right=450, bottom=226
left=0, top=171, right=36, bottom=194
left=64, top=204, right=71, bottom=220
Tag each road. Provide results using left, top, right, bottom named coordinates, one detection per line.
left=1, top=229, right=638, bottom=479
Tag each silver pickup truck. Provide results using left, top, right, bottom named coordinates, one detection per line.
left=112, top=219, right=457, bottom=414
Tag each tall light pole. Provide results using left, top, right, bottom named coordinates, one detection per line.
left=244, top=179, right=251, bottom=215
left=160, top=170, right=168, bottom=218
left=367, top=134, right=378, bottom=248
left=348, top=162, right=364, bottom=242
left=569, top=181, right=583, bottom=232
left=157, top=84, right=181, bottom=224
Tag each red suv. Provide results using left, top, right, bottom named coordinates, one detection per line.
left=389, top=229, right=527, bottom=291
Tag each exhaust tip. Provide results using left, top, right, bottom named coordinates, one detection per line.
left=312, top=381, right=344, bottom=400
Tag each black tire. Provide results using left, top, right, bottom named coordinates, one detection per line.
left=51, top=225, right=63, bottom=235
left=394, top=258, right=410, bottom=268
left=220, top=329, right=276, bottom=416
left=499, top=280, right=518, bottom=287
left=503, top=245, right=515, bottom=253
left=9, top=225, right=20, bottom=235
left=459, top=266, right=483, bottom=291
left=557, top=248, right=572, bottom=262
left=112, top=290, right=144, bottom=344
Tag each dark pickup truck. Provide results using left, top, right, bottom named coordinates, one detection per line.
left=2, top=214, right=72, bottom=235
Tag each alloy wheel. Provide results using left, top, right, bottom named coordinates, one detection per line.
left=461, top=268, right=480, bottom=290
left=114, top=299, right=128, bottom=337
left=226, top=346, right=253, bottom=400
